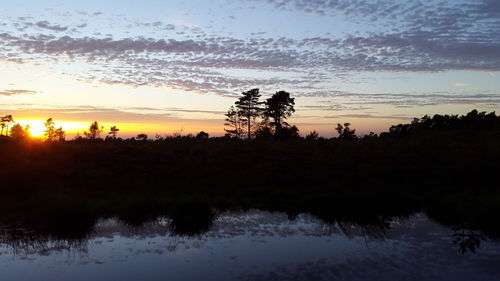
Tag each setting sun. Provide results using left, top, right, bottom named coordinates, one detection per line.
left=16, top=120, right=88, bottom=138
left=16, top=120, right=45, bottom=138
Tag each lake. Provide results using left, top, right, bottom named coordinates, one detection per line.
left=1, top=211, right=499, bottom=281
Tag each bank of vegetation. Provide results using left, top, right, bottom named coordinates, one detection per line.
left=0, top=90, right=499, bottom=248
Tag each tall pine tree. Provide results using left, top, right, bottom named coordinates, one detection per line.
left=224, top=105, right=243, bottom=138
left=264, top=91, right=295, bottom=135
left=235, top=89, right=264, bottom=139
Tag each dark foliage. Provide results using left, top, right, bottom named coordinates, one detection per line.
left=335, top=123, right=357, bottom=140
left=227, top=89, right=298, bottom=140
left=234, top=88, right=264, bottom=139
left=263, top=91, right=295, bottom=136
left=196, top=131, right=209, bottom=139
left=384, top=110, right=499, bottom=138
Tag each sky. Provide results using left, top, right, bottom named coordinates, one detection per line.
left=1, top=0, right=499, bottom=137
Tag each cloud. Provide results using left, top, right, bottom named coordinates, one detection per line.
left=324, top=114, right=411, bottom=120
left=3, top=22, right=499, bottom=77
left=0, top=2, right=499, bottom=100
left=123, top=106, right=226, bottom=115
left=297, top=91, right=500, bottom=108
left=2, top=105, right=224, bottom=123
left=35, top=21, right=68, bottom=32
left=246, top=0, right=500, bottom=71
left=3, top=30, right=499, bottom=80
left=0, top=89, right=38, bottom=96
left=254, top=0, right=500, bottom=26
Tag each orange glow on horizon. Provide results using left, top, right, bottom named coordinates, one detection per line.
left=14, top=119, right=223, bottom=139
left=11, top=117, right=403, bottom=139
left=16, top=120, right=91, bottom=138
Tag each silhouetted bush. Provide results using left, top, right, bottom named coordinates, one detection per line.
left=196, top=131, right=209, bottom=139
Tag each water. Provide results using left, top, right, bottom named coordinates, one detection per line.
left=1, top=211, right=499, bottom=281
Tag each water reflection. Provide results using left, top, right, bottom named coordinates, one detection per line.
left=0, top=210, right=494, bottom=255
left=1, top=211, right=500, bottom=281
left=453, top=228, right=487, bottom=254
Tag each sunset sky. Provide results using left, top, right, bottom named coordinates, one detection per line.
left=1, top=0, right=499, bottom=137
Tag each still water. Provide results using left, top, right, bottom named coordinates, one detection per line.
left=1, top=211, right=499, bottom=281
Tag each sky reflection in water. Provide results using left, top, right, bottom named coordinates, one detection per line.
left=1, top=211, right=499, bottom=281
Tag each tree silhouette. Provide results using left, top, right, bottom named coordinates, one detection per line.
left=43, top=118, right=65, bottom=142
left=54, top=127, right=65, bottom=141
left=275, top=125, right=300, bottom=139
left=336, top=123, right=357, bottom=139
left=44, top=118, right=56, bottom=141
left=263, top=91, right=295, bottom=136
left=224, top=106, right=243, bottom=138
left=0, top=121, right=5, bottom=136
left=254, top=126, right=274, bottom=139
left=10, top=123, right=30, bottom=140
left=235, top=89, right=264, bottom=140
left=84, top=121, right=103, bottom=140
left=1, top=115, right=14, bottom=136
left=385, top=110, right=500, bottom=137
left=108, top=126, right=120, bottom=139
left=453, top=228, right=485, bottom=254
left=196, top=131, right=209, bottom=139
left=305, top=131, right=319, bottom=141
left=136, top=134, right=148, bottom=141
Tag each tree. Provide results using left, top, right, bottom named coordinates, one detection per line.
left=275, top=125, right=300, bottom=139
left=196, top=131, right=209, bottom=139
left=44, top=118, right=56, bottom=141
left=235, top=89, right=264, bottom=140
left=305, top=131, right=319, bottom=141
left=224, top=106, right=243, bottom=138
left=336, top=123, right=357, bottom=140
left=44, top=118, right=65, bottom=142
left=10, top=123, right=30, bottom=140
left=136, top=133, right=148, bottom=141
left=108, top=126, right=120, bottom=139
left=1, top=115, right=14, bottom=136
left=84, top=121, right=103, bottom=140
left=0, top=122, right=5, bottom=136
left=254, top=126, right=274, bottom=140
left=54, top=127, right=65, bottom=141
left=263, top=91, right=295, bottom=136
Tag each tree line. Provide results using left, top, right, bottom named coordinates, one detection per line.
left=382, top=109, right=500, bottom=138
left=0, top=116, right=118, bottom=142
left=2, top=91, right=499, bottom=142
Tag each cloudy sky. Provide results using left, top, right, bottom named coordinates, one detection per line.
left=1, top=0, right=499, bottom=137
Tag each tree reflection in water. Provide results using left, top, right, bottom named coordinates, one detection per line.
left=0, top=204, right=494, bottom=255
